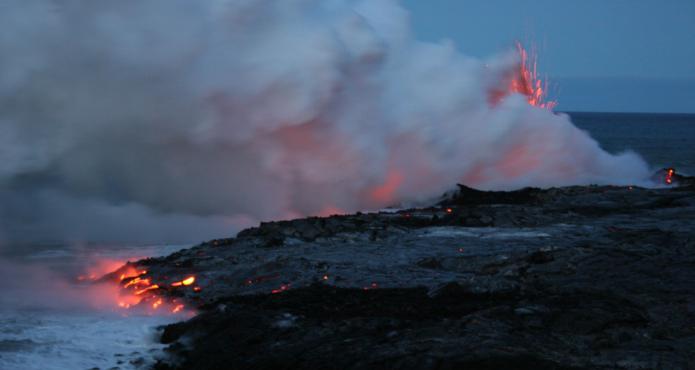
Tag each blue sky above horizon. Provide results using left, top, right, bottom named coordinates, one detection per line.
left=401, top=0, right=695, bottom=113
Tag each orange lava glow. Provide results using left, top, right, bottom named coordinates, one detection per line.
left=496, top=141, right=542, bottom=179
left=317, top=206, right=347, bottom=217
left=77, top=259, right=134, bottom=282
left=118, top=267, right=148, bottom=282
left=123, top=277, right=151, bottom=288
left=134, top=284, right=160, bottom=296
left=510, top=43, right=556, bottom=109
left=370, top=170, right=404, bottom=205
left=78, top=261, right=198, bottom=316
left=665, top=168, right=675, bottom=185
left=490, top=42, right=556, bottom=110
left=152, top=298, right=163, bottom=309
left=171, top=276, right=195, bottom=287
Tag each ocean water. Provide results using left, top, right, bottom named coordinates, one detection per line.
left=0, top=310, right=173, bottom=370
left=568, top=112, right=695, bottom=176
left=0, top=244, right=186, bottom=370
left=1, top=111, right=693, bottom=370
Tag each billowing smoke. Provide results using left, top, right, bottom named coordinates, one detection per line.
left=0, top=0, right=649, bottom=244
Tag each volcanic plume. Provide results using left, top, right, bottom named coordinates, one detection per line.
left=0, top=0, right=649, bottom=243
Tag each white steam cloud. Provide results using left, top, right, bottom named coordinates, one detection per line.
left=0, top=0, right=649, bottom=244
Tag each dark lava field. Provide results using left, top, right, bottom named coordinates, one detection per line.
left=120, top=174, right=695, bottom=370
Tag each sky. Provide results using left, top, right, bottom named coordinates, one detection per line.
left=402, top=0, right=695, bottom=113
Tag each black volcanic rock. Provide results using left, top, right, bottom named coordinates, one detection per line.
left=440, top=184, right=544, bottom=206
left=141, top=177, right=695, bottom=370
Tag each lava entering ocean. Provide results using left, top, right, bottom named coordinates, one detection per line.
left=77, top=262, right=198, bottom=316
left=490, top=42, right=556, bottom=110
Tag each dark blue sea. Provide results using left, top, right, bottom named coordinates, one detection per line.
left=568, top=112, right=695, bottom=176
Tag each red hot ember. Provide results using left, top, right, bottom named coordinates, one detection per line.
left=271, top=284, right=291, bottom=294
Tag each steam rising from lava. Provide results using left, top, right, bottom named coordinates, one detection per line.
left=0, top=0, right=649, bottom=243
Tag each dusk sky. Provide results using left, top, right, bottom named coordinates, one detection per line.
left=402, top=0, right=695, bottom=113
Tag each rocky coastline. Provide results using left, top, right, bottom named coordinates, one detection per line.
left=122, top=173, right=695, bottom=369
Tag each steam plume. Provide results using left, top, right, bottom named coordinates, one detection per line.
left=0, top=0, right=649, bottom=244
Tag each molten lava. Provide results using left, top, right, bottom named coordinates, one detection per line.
left=490, top=42, right=556, bottom=110
left=171, top=276, right=195, bottom=287
left=665, top=168, right=675, bottom=185
left=511, top=42, right=556, bottom=109
left=117, top=266, right=148, bottom=282
left=123, top=277, right=151, bottom=288
left=79, top=261, right=198, bottom=315
left=134, top=284, right=160, bottom=296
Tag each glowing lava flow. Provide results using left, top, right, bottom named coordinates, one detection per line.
left=665, top=168, right=675, bottom=185
left=78, top=262, right=199, bottom=315
left=171, top=276, right=195, bottom=287
left=116, top=269, right=197, bottom=314
left=123, top=277, right=150, bottom=288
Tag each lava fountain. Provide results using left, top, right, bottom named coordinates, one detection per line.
left=489, top=42, right=556, bottom=110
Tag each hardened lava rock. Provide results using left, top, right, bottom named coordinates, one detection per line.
left=144, top=175, right=695, bottom=370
